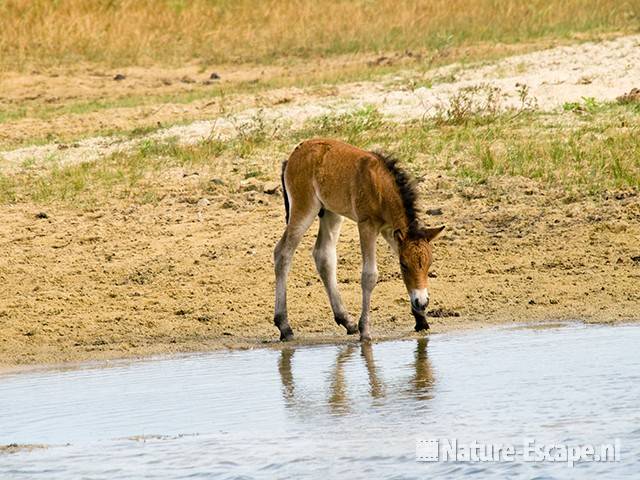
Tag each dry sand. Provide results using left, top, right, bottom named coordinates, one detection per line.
left=1, top=169, right=638, bottom=369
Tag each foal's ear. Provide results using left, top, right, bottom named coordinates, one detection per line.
left=393, top=229, right=406, bottom=244
left=423, top=225, right=445, bottom=242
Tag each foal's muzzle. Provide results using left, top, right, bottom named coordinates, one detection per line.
left=412, top=298, right=429, bottom=311
left=410, top=289, right=429, bottom=311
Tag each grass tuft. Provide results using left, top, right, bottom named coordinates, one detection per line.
left=299, top=106, right=385, bottom=145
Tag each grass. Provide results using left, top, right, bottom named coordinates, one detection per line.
left=1, top=0, right=639, bottom=71
left=0, top=55, right=467, bottom=150
left=0, top=41, right=556, bottom=152
left=0, top=42, right=559, bottom=131
left=2, top=1, right=638, bottom=151
left=303, top=106, right=385, bottom=145
left=0, top=83, right=242, bottom=125
left=2, top=102, right=638, bottom=206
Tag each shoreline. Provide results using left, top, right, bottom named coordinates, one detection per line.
left=2, top=314, right=637, bottom=375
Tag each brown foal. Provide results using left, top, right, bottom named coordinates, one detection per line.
left=273, top=139, right=444, bottom=342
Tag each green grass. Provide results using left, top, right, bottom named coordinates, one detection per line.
left=300, top=105, right=385, bottom=145
left=1, top=102, right=638, bottom=206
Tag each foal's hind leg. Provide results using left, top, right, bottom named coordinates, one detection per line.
left=273, top=206, right=318, bottom=341
left=313, top=211, right=358, bottom=335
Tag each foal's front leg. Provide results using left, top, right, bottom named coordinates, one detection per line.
left=357, top=222, right=379, bottom=342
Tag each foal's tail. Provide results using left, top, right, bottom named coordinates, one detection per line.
left=281, top=160, right=290, bottom=224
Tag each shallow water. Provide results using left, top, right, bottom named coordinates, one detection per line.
left=1, top=323, right=639, bottom=479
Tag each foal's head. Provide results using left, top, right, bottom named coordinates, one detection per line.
left=394, top=225, right=445, bottom=317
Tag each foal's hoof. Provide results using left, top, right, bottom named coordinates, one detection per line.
left=412, top=309, right=430, bottom=332
left=414, top=321, right=430, bottom=332
left=359, top=332, right=372, bottom=342
left=345, top=322, right=359, bottom=335
left=335, top=315, right=358, bottom=335
left=279, top=327, right=294, bottom=342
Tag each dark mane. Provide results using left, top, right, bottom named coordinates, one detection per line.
left=371, top=151, right=428, bottom=239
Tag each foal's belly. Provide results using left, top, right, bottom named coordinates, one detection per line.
left=316, top=192, right=358, bottom=222
left=313, top=178, right=357, bottom=221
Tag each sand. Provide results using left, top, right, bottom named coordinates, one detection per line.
left=0, top=36, right=639, bottom=369
left=0, top=167, right=638, bottom=369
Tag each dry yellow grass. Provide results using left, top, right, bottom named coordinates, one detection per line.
left=1, top=0, right=638, bottom=71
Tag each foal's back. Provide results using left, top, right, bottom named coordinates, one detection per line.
left=284, top=139, right=396, bottom=222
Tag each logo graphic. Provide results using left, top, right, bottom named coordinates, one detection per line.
left=416, top=439, right=439, bottom=462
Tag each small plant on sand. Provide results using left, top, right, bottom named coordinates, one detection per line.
left=434, top=82, right=538, bottom=126
left=434, top=84, right=504, bottom=125
left=563, top=96, right=603, bottom=114
left=515, top=82, right=538, bottom=113
left=616, top=88, right=640, bottom=105
left=231, top=109, right=279, bottom=157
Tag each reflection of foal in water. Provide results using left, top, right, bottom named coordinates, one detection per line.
left=274, top=139, right=445, bottom=341
left=278, top=339, right=434, bottom=414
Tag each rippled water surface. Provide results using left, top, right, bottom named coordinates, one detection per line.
left=1, top=323, right=639, bottom=479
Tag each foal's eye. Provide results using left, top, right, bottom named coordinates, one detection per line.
left=400, top=262, right=408, bottom=271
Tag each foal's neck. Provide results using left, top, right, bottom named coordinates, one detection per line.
left=374, top=153, right=418, bottom=239
left=382, top=190, right=412, bottom=236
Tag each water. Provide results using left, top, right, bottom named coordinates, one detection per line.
left=1, top=323, right=639, bottom=479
